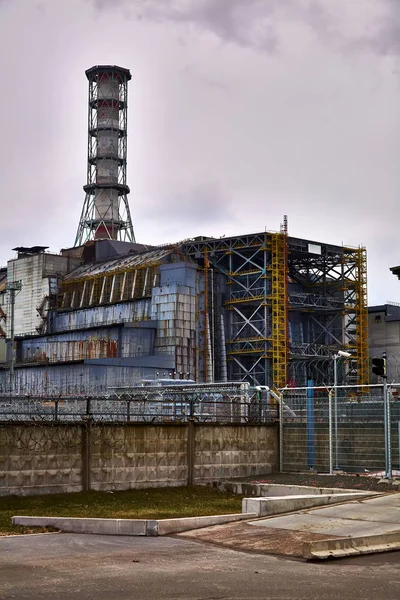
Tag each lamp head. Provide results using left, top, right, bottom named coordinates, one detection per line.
left=337, top=350, right=352, bottom=358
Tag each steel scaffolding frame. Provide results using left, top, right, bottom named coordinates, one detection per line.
left=183, top=233, right=368, bottom=388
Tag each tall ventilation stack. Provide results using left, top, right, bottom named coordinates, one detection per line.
left=75, top=65, right=135, bottom=246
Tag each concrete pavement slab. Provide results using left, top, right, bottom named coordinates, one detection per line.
left=252, top=513, right=400, bottom=537
left=251, top=493, right=400, bottom=539
left=302, top=504, right=400, bottom=523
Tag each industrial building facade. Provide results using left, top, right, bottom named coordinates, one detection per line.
left=0, top=233, right=368, bottom=394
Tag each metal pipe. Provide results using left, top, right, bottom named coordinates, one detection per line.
left=7, top=281, right=22, bottom=395
left=220, top=314, right=228, bottom=382
left=9, top=289, right=15, bottom=394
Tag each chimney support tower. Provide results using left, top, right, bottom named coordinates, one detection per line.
left=75, top=65, right=135, bottom=246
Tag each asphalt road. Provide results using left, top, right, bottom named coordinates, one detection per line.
left=1, top=533, right=400, bottom=600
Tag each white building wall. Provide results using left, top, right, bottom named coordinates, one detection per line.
left=6, top=253, right=80, bottom=337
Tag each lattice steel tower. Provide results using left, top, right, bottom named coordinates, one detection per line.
left=75, top=65, right=135, bottom=246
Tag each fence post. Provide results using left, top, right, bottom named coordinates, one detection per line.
left=383, top=382, right=388, bottom=478
left=187, top=398, right=195, bottom=485
left=81, top=422, right=92, bottom=492
left=82, top=396, right=92, bottom=492
left=279, top=391, right=283, bottom=473
left=385, top=381, right=392, bottom=479
left=306, top=380, right=315, bottom=469
left=328, top=389, right=333, bottom=475
left=334, top=360, right=339, bottom=471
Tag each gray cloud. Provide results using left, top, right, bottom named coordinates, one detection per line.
left=92, top=0, right=400, bottom=56
left=0, top=0, right=400, bottom=306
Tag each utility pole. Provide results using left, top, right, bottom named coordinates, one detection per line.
left=6, top=281, right=22, bottom=394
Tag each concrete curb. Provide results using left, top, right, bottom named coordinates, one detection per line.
left=303, top=530, right=400, bottom=560
left=12, top=513, right=256, bottom=536
left=215, top=481, right=378, bottom=498
left=243, top=492, right=372, bottom=517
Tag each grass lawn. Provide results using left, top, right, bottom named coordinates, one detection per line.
left=0, top=486, right=244, bottom=536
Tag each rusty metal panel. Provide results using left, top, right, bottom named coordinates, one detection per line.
left=20, top=329, right=120, bottom=363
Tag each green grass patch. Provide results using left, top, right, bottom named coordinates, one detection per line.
left=0, top=486, right=243, bottom=536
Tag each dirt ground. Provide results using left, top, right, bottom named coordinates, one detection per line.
left=178, top=521, right=335, bottom=558
left=243, top=471, right=400, bottom=492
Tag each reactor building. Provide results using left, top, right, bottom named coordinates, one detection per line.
left=0, top=66, right=369, bottom=395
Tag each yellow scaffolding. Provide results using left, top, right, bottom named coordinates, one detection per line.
left=270, top=232, right=288, bottom=388
left=355, top=246, right=369, bottom=386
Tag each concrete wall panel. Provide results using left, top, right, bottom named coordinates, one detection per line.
left=0, top=423, right=278, bottom=496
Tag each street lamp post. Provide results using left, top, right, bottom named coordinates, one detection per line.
left=333, top=350, right=351, bottom=471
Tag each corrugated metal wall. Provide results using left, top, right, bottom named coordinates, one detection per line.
left=49, top=300, right=151, bottom=333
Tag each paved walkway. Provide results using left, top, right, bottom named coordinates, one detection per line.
left=252, top=493, right=400, bottom=537
left=180, top=493, right=400, bottom=557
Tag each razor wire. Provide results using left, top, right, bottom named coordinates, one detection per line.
left=0, top=384, right=278, bottom=425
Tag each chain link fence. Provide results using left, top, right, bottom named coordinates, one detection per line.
left=279, top=384, right=400, bottom=478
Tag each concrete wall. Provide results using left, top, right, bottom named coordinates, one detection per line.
left=194, top=425, right=277, bottom=481
left=0, top=423, right=278, bottom=496
left=0, top=424, right=83, bottom=496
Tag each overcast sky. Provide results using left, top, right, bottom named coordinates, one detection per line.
left=0, top=0, right=399, bottom=304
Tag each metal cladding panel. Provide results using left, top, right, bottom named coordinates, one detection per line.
left=84, top=355, right=174, bottom=369
left=50, top=300, right=151, bottom=333
left=121, top=328, right=153, bottom=357
left=159, top=262, right=197, bottom=289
